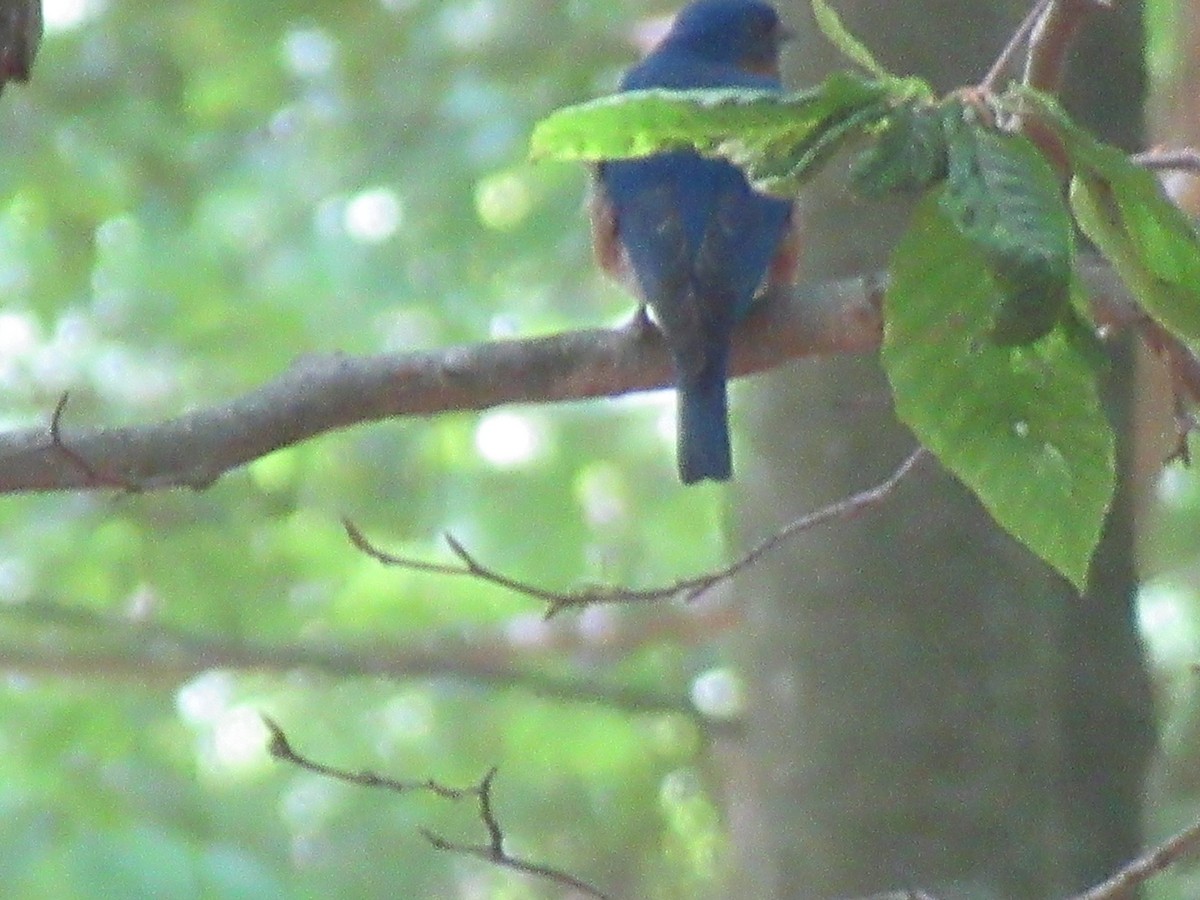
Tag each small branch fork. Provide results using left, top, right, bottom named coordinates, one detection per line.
left=264, top=718, right=614, bottom=900
left=268, top=709, right=1200, bottom=900
left=346, top=447, right=927, bottom=617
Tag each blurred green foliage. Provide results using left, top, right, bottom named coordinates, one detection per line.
left=0, top=0, right=742, bottom=896
left=5, top=0, right=1200, bottom=897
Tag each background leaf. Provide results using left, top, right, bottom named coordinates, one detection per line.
left=809, top=0, right=891, bottom=80
left=1022, top=88, right=1200, bottom=341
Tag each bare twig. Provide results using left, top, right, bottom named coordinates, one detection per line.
left=420, top=766, right=614, bottom=900
left=1024, top=0, right=1111, bottom=93
left=979, top=0, right=1052, bottom=92
left=1133, top=148, right=1200, bottom=174
left=347, top=447, right=927, bottom=616
left=345, top=521, right=570, bottom=606
left=1067, top=812, right=1200, bottom=899
left=264, top=716, right=474, bottom=799
left=674, top=447, right=928, bottom=606
left=265, top=720, right=614, bottom=900
left=1019, top=0, right=1112, bottom=171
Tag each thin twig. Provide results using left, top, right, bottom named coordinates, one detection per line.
left=420, top=766, right=614, bottom=900
left=979, top=0, right=1052, bottom=93
left=264, top=716, right=474, bottom=799
left=1068, top=812, right=1200, bottom=899
left=1132, top=148, right=1200, bottom=174
left=48, top=392, right=137, bottom=491
left=347, top=448, right=927, bottom=616
left=1024, top=0, right=1111, bottom=92
left=265, top=720, right=613, bottom=900
left=676, top=447, right=928, bottom=604
left=1141, top=319, right=1200, bottom=463
left=1019, top=0, right=1112, bottom=171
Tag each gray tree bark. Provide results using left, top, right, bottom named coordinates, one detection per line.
left=723, top=2, right=1154, bottom=898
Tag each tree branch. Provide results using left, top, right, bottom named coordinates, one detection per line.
left=1133, top=148, right=1200, bottom=174
left=0, top=263, right=1157, bottom=496
left=0, top=601, right=696, bottom=717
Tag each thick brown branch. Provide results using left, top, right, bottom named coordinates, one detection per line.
left=0, top=264, right=1148, bottom=496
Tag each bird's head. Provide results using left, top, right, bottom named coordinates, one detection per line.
left=661, top=0, right=792, bottom=76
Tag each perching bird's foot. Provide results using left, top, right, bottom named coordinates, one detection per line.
left=626, top=304, right=655, bottom=338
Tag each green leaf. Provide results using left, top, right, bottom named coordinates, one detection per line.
left=883, top=191, right=1115, bottom=590
left=850, top=100, right=949, bottom=197
left=810, top=0, right=891, bottom=80
left=726, top=95, right=892, bottom=196
left=1020, top=88, right=1200, bottom=341
left=939, top=105, right=1074, bottom=344
left=528, top=72, right=890, bottom=168
left=808, top=0, right=932, bottom=101
left=531, top=87, right=804, bottom=162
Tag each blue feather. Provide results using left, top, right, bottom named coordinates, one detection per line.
left=596, top=0, right=794, bottom=483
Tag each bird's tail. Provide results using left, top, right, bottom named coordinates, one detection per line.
left=677, top=363, right=731, bottom=484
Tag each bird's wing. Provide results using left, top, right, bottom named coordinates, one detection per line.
left=602, top=168, right=713, bottom=381
left=601, top=53, right=794, bottom=379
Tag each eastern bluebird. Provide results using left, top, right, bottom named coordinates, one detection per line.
left=591, top=0, right=801, bottom=484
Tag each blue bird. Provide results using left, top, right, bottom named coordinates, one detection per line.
left=591, top=0, right=801, bottom=484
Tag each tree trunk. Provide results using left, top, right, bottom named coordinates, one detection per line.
left=723, top=2, right=1154, bottom=897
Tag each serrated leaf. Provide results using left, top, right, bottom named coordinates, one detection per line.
left=729, top=97, right=891, bottom=196
left=530, top=88, right=805, bottom=162
left=850, top=101, right=948, bottom=197
left=883, top=191, right=1115, bottom=590
left=939, top=106, right=1073, bottom=344
left=1020, top=88, right=1200, bottom=341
